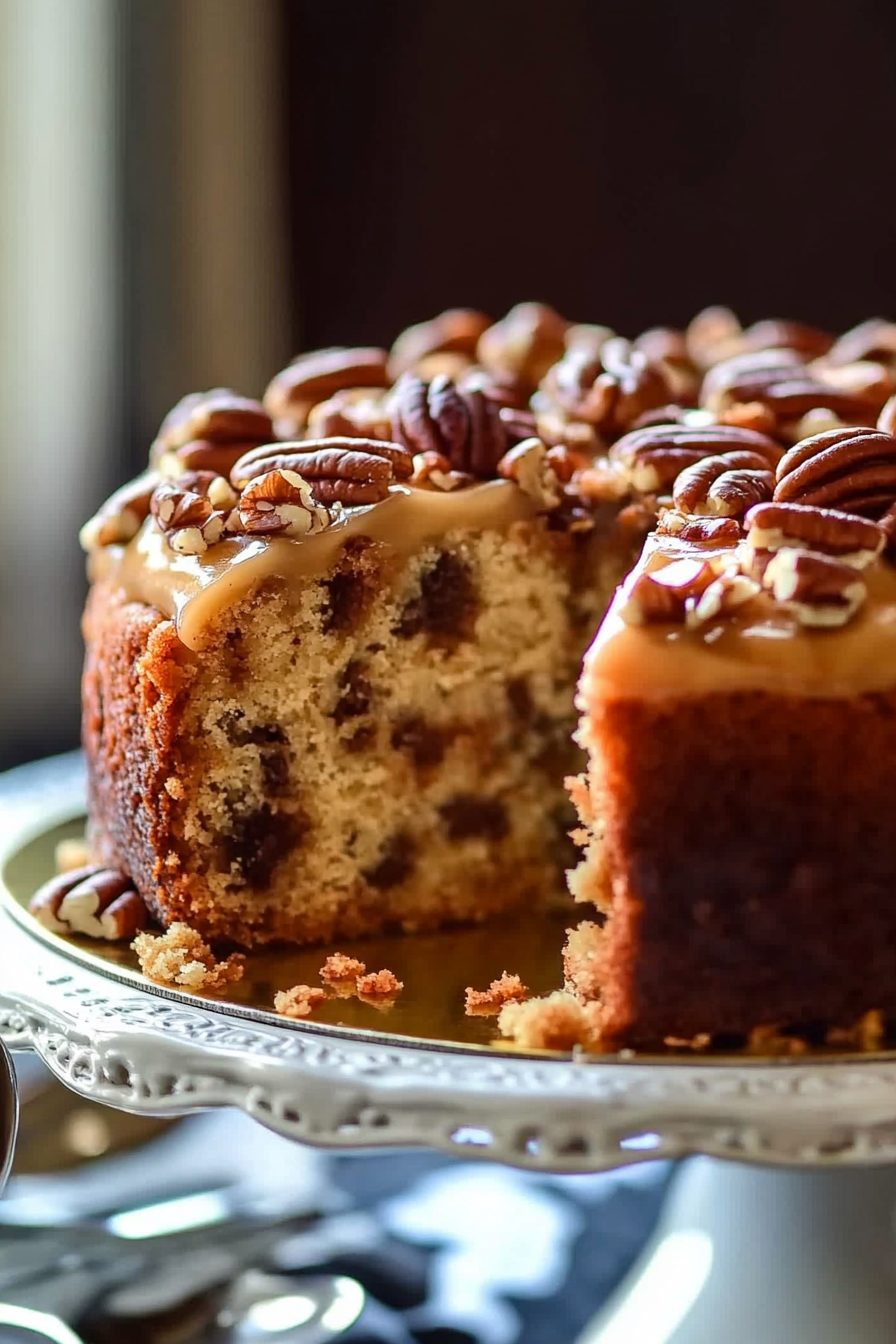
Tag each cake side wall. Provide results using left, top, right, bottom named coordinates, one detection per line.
left=569, top=689, right=896, bottom=1045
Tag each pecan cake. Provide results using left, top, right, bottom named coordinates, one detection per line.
left=80, top=305, right=663, bottom=947
left=80, top=302, right=896, bottom=1051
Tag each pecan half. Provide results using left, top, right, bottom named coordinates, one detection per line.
left=773, top=427, right=896, bottom=516
left=263, top=347, right=390, bottom=434
left=686, top=305, right=744, bottom=370
left=827, top=318, right=896, bottom=370
left=541, top=337, right=672, bottom=434
left=878, top=394, right=896, bottom=437
left=80, top=471, right=159, bottom=550
left=745, top=500, right=884, bottom=567
left=388, top=308, right=492, bottom=380
left=151, top=389, right=273, bottom=471
left=609, top=422, right=781, bottom=493
left=150, top=471, right=237, bottom=555
left=232, top=438, right=411, bottom=505
left=391, top=373, right=509, bottom=478
left=618, top=557, right=717, bottom=625
left=762, top=548, right=867, bottom=627
left=740, top=319, right=834, bottom=360
left=564, top=323, right=616, bottom=360
left=672, top=451, right=774, bottom=518
left=496, top=437, right=564, bottom=510
left=29, top=865, right=147, bottom=940
left=476, top=302, right=569, bottom=388
left=632, top=326, right=700, bottom=402
left=701, top=349, right=881, bottom=425
left=238, top=469, right=332, bottom=536
left=306, top=387, right=393, bottom=441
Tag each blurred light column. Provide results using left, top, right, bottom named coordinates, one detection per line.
left=0, top=0, right=120, bottom=763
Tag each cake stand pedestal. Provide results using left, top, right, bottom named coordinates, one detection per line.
left=4, top=756, right=896, bottom=1344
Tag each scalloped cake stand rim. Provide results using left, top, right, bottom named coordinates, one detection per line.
left=3, top=753, right=896, bottom=1172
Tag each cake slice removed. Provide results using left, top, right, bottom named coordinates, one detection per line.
left=565, top=424, right=896, bottom=1048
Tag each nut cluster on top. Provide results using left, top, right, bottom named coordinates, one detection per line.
left=80, top=305, right=896, bottom=590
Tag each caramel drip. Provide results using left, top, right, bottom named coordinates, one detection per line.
left=89, top=481, right=539, bottom=650
left=581, top=537, right=896, bottom=703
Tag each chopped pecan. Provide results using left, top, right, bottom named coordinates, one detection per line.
left=29, top=865, right=147, bottom=940
left=457, top=365, right=531, bottom=412
left=410, top=449, right=474, bottom=492
left=496, top=437, right=564, bottom=510
left=541, top=337, right=672, bottom=434
left=263, top=347, right=390, bottom=434
left=388, top=308, right=492, bottom=380
left=716, top=401, right=778, bottom=435
left=672, top=450, right=774, bottom=518
left=745, top=500, right=884, bottom=567
left=391, top=372, right=509, bottom=478
left=231, top=437, right=412, bottom=504
left=656, top=511, right=742, bottom=545
left=827, top=318, right=896, bottom=370
left=238, top=469, right=332, bottom=536
left=686, top=566, right=761, bottom=627
left=773, top=427, right=896, bottom=516
left=564, top=322, right=616, bottom=359
left=476, top=302, right=569, bottom=388
left=618, top=557, right=717, bottom=625
left=80, top=472, right=159, bottom=550
left=609, top=422, right=781, bottom=493
left=306, top=387, right=393, bottom=441
left=150, top=471, right=237, bottom=555
left=763, top=548, right=867, bottom=627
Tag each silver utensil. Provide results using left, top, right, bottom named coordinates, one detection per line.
left=0, top=1303, right=83, bottom=1343
left=215, top=1272, right=365, bottom=1342
left=0, top=1038, right=19, bottom=1196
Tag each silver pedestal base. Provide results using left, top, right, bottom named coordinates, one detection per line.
left=581, top=1157, right=896, bottom=1344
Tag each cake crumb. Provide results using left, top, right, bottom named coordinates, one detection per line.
left=465, top=972, right=529, bottom=1016
left=55, top=837, right=92, bottom=874
left=132, top=922, right=245, bottom=994
left=320, top=952, right=366, bottom=983
left=498, top=990, right=602, bottom=1052
left=664, top=1033, right=712, bottom=1052
left=274, top=984, right=327, bottom=1019
left=356, top=968, right=403, bottom=998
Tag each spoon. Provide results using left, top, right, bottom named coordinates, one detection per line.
left=215, top=1272, right=365, bottom=1343
left=0, top=1037, right=19, bottom=1196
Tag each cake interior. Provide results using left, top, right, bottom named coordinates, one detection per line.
left=86, top=513, right=635, bottom=946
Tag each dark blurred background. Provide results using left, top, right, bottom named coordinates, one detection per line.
left=3, top=0, right=896, bottom=769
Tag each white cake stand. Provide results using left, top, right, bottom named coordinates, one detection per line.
left=4, top=756, right=896, bottom=1344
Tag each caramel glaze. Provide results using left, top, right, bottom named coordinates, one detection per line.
left=88, top=481, right=541, bottom=651
left=582, top=534, right=896, bottom=703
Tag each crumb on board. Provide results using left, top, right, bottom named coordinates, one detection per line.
left=465, top=972, right=529, bottom=1016
left=319, top=952, right=366, bottom=983
left=664, top=1033, right=712, bottom=1051
left=497, top=990, right=602, bottom=1052
left=55, top=837, right=92, bottom=874
left=274, top=984, right=327, bottom=1019
left=356, top=968, right=403, bottom=998
left=132, top=922, right=245, bottom=994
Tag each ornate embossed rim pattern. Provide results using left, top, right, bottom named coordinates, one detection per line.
left=4, top=755, right=896, bottom=1172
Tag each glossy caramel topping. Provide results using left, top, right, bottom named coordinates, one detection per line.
left=581, top=534, right=896, bottom=703
left=91, top=481, right=540, bottom=650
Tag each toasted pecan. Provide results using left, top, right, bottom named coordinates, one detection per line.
left=609, top=422, right=781, bottom=493
left=388, top=308, right=492, bottom=380
left=391, top=373, right=509, bottom=478
left=477, top=302, right=569, bottom=387
left=672, top=450, right=774, bottom=517
left=774, top=427, right=896, bottom=516
left=745, top=500, right=884, bottom=565
left=231, top=438, right=412, bottom=504
left=762, top=548, right=867, bottom=627
left=263, top=347, right=390, bottom=431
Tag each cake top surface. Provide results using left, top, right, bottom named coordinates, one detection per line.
left=82, top=304, right=896, bottom=659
